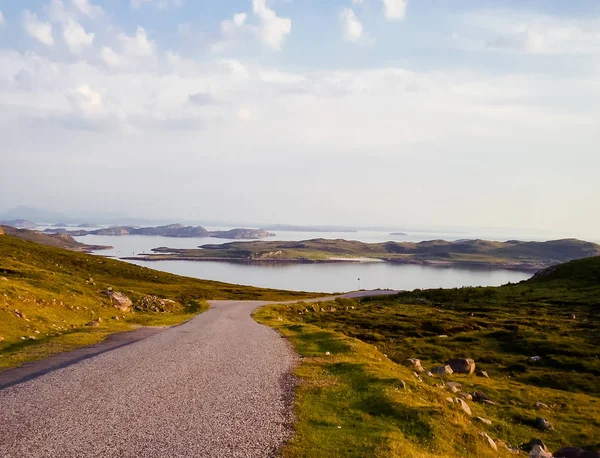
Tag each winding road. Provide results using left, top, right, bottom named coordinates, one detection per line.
left=0, top=290, right=397, bottom=458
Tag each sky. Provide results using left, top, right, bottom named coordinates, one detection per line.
left=0, top=0, right=599, bottom=238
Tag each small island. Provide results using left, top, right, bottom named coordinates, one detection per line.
left=0, top=225, right=112, bottom=252
left=128, top=237, right=600, bottom=271
left=44, top=224, right=275, bottom=240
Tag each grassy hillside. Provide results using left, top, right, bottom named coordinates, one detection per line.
left=140, top=238, right=600, bottom=271
left=0, top=234, right=314, bottom=370
left=1, top=225, right=111, bottom=252
left=255, top=256, right=600, bottom=457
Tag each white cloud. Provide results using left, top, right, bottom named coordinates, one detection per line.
left=76, top=84, right=102, bottom=107
left=63, top=19, right=94, bottom=54
left=72, top=0, right=104, bottom=18
left=341, top=9, right=363, bottom=43
left=211, top=12, right=248, bottom=52
left=259, top=70, right=306, bottom=84
left=101, top=46, right=121, bottom=67
left=461, top=11, right=600, bottom=55
left=383, top=0, right=408, bottom=20
left=118, top=26, right=156, bottom=59
left=252, top=0, right=291, bottom=50
left=23, top=10, right=54, bottom=46
left=131, top=0, right=183, bottom=9
left=219, top=59, right=250, bottom=79
left=0, top=10, right=5, bottom=26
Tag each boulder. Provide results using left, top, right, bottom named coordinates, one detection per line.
left=473, top=391, right=491, bottom=402
left=554, top=447, right=600, bottom=458
left=458, top=392, right=473, bottom=401
left=476, top=416, right=492, bottom=426
left=431, top=365, right=453, bottom=376
left=529, top=445, right=552, bottom=458
left=478, top=432, right=497, bottom=451
left=402, top=358, right=424, bottom=372
left=455, top=398, right=472, bottom=415
left=108, top=291, right=132, bottom=312
left=521, top=439, right=548, bottom=453
left=534, top=417, right=553, bottom=431
left=446, top=358, right=476, bottom=374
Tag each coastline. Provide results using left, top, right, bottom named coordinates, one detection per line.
left=121, top=255, right=543, bottom=273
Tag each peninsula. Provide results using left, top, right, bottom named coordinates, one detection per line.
left=132, top=237, right=600, bottom=271
left=45, top=224, right=275, bottom=240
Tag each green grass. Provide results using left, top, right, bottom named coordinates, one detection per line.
left=0, top=234, right=315, bottom=370
left=255, top=256, right=600, bottom=456
left=140, top=238, right=600, bottom=271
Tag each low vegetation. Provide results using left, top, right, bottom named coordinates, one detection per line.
left=139, top=237, right=600, bottom=271
left=255, top=256, right=600, bottom=457
left=0, top=234, right=314, bottom=370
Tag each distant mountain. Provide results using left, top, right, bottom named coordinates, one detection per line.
left=262, top=224, right=358, bottom=233
left=0, top=206, right=66, bottom=224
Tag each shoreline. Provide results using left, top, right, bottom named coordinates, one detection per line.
left=120, top=255, right=542, bottom=273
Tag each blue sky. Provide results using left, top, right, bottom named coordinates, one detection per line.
left=1, top=0, right=600, bottom=237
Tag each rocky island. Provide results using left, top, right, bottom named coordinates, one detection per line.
left=45, top=224, right=275, bottom=240
left=131, top=237, right=600, bottom=271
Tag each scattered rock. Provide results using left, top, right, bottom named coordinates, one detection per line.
left=431, top=365, right=454, bottom=376
left=534, top=417, right=553, bottom=431
left=477, top=370, right=489, bottom=378
left=478, top=432, right=497, bottom=451
left=402, top=358, right=425, bottom=372
left=476, top=416, right=492, bottom=426
left=530, top=356, right=541, bottom=362
left=446, top=358, right=476, bottom=374
left=448, top=385, right=460, bottom=394
left=14, top=310, right=25, bottom=319
left=97, top=317, right=102, bottom=323
left=554, top=447, right=600, bottom=458
left=446, top=381, right=461, bottom=390
left=458, top=392, right=473, bottom=401
left=135, top=295, right=180, bottom=313
left=104, top=290, right=132, bottom=312
left=521, top=439, right=548, bottom=453
left=568, top=313, right=576, bottom=320
left=325, top=351, right=331, bottom=356
left=446, top=397, right=454, bottom=404
left=1, top=277, right=8, bottom=281
left=482, top=400, right=497, bottom=406
left=426, top=371, right=434, bottom=377
left=473, top=391, right=491, bottom=402
left=0, top=336, right=3, bottom=342
left=529, top=445, right=552, bottom=458
left=112, top=316, right=120, bottom=321
left=535, top=402, right=550, bottom=410
left=455, top=398, right=472, bottom=415
left=86, top=321, right=101, bottom=327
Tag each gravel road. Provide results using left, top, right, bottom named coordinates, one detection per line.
left=0, top=290, right=398, bottom=458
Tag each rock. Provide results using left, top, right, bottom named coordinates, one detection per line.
left=97, top=317, right=102, bottom=323
left=0, top=336, right=4, bottom=342
left=535, top=402, right=549, bottom=410
left=431, top=365, right=453, bottom=376
left=446, top=358, right=476, bottom=374
left=521, top=439, right=548, bottom=453
left=531, top=356, right=541, bottom=362
left=325, top=351, right=331, bottom=356
left=446, top=381, right=462, bottom=390
left=455, top=398, right=472, bottom=415
left=478, top=432, right=497, bottom=451
left=402, top=358, right=425, bottom=372
left=482, top=400, right=497, bottom=406
left=134, top=295, right=179, bottom=313
left=476, top=416, right=492, bottom=425
left=477, top=370, right=489, bottom=378
left=109, top=291, right=132, bottom=312
left=554, top=447, right=600, bottom=458
left=496, top=440, right=509, bottom=450
left=1, top=277, right=7, bottom=281
left=534, top=417, right=552, bottom=431
left=529, top=445, right=552, bottom=458
left=473, top=391, right=491, bottom=402
left=112, top=315, right=120, bottom=320
left=426, top=371, right=434, bottom=377
left=86, top=321, right=100, bottom=327
left=399, top=380, right=407, bottom=390
left=568, top=313, right=576, bottom=320
left=449, top=385, right=460, bottom=394
left=458, top=392, right=473, bottom=401
left=446, top=397, right=454, bottom=404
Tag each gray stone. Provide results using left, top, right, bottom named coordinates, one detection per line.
left=431, top=365, right=453, bottom=376
left=455, top=398, right=472, bottom=415
left=402, top=358, right=424, bottom=372
left=446, top=358, right=476, bottom=374
left=534, top=417, right=552, bottom=431
left=529, top=445, right=552, bottom=458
